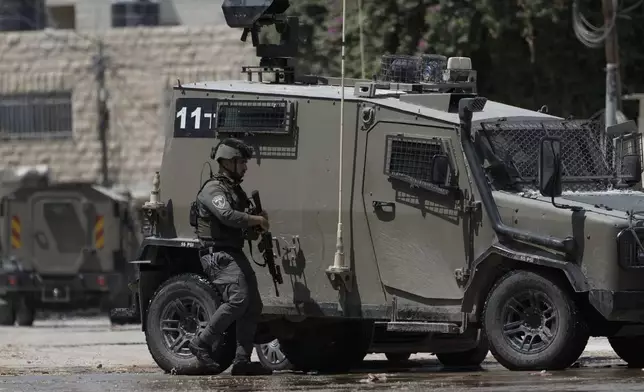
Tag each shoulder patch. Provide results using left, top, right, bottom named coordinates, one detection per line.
left=212, top=195, right=227, bottom=209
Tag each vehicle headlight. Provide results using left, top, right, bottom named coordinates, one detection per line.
left=617, top=229, right=644, bottom=269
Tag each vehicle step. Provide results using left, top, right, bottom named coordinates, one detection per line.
left=382, top=321, right=460, bottom=334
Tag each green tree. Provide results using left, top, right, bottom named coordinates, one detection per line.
left=268, top=0, right=644, bottom=119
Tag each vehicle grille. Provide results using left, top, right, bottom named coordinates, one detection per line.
left=617, top=228, right=644, bottom=269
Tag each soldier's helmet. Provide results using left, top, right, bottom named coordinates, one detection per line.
left=211, top=138, right=254, bottom=162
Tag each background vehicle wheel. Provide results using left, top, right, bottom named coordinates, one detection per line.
left=279, top=319, right=373, bottom=373
left=608, top=336, right=644, bottom=368
left=385, top=352, right=411, bottom=364
left=15, top=296, right=35, bottom=327
left=145, top=273, right=236, bottom=375
left=0, top=298, right=15, bottom=326
left=255, top=339, right=293, bottom=371
left=436, top=332, right=489, bottom=368
left=483, top=270, right=589, bottom=371
left=109, top=293, right=141, bottom=326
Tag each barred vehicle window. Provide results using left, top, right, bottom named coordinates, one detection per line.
left=384, top=134, right=448, bottom=187
left=215, top=100, right=293, bottom=134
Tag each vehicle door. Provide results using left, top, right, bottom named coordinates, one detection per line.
left=362, top=122, right=471, bottom=301
left=31, top=193, right=90, bottom=276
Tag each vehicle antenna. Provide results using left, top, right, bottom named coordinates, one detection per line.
left=330, top=0, right=349, bottom=279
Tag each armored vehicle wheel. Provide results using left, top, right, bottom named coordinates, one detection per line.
left=482, top=270, right=589, bottom=371
left=436, top=333, right=489, bottom=368
left=608, top=336, right=644, bottom=368
left=145, top=273, right=236, bottom=375
left=255, top=339, right=293, bottom=371
left=0, top=298, right=15, bottom=326
left=385, top=352, right=411, bottom=363
left=278, top=319, right=373, bottom=373
left=15, top=297, right=35, bottom=327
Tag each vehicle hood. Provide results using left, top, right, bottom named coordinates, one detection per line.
left=559, top=190, right=644, bottom=214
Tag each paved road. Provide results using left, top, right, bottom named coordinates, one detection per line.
left=0, top=315, right=638, bottom=391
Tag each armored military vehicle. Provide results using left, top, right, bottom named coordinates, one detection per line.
left=119, top=0, right=644, bottom=374
left=0, top=168, right=141, bottom=326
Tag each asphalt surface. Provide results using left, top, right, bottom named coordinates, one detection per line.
left=0, top=315, right=642, bottom=391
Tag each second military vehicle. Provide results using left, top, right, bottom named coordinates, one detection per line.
left=0, top=167, right=141, bottom=326
left=119, top=0, right=644, bottom=374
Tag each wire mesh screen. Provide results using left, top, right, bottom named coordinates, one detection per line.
left=379, top=54, right=450, bottom=84
left=215, top=100, right=294, bottom=135
left=238, top=129, right=299, bottom=160
left=384, top=134, right=453, bottom=191
left=0, top=91, right=73, bottom=139
left=379, top=55, right=422, bottom=84
left=478, top=119, right=643, bottom=192
left=420, top=54, right=447, bottom=84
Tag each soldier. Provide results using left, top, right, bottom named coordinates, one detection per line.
left=188, top=137, right=272, bottom=376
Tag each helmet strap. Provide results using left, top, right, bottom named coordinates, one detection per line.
left=220, top=159, right=243, bottom=182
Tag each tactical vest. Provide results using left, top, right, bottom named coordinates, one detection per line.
left=190, top=174, right=249, bottom=249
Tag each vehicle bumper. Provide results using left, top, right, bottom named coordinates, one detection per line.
left=0, top=271, right=124, bottom=304
left=589, top=289, right=644, bottom=323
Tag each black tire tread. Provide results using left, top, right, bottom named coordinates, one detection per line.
left=144, top=273, right=236, bottom=375
left=15, top=297, right=35, bottom=327
left=482, top=269, right=589, bottom=371
left=0, top=300, right=15, bottom=326
left=608, top=336, right=644, bottom=368
left=436, top=334, right=489, bottom=367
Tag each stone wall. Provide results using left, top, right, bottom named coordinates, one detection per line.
left=0, top=26, right=256, bottom=194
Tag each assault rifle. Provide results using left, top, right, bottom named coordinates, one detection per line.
left=249, top=190, right=284, bottom=294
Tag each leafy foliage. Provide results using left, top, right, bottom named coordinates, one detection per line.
left=261, top=0, right=644, bottom=119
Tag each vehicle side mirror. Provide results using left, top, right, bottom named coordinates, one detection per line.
left=622, top=155, right=642, bottom=184
left=431, top=154, right=450, bottom=185
left=538, top=136, right=562, bottom=198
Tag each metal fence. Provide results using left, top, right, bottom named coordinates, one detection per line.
left=478, top=119, right=643, bottom=192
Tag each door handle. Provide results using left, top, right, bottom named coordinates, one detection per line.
left=372, top=200, right=395, bottom=210
left=34, top=231, right=49, bottom=249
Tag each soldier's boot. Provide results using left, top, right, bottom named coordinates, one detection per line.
left=188, top=336, right=219, bottom=368
left=230, top=360, right=273, bottom=376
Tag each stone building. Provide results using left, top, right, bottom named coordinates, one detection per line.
left=6, top=0, right=225, bottom=32
left=0, top=22, right=256, bottom=195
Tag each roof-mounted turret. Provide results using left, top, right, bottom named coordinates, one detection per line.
left=222, top=0, right=299, bottom=84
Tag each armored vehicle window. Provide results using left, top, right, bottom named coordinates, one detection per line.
left=384, top=134, right=453, bottom=189
left=215, top=100, right=294, bottom=134
left=43, top=202, right=86, bottom=254
left=479, top=119, right=641, bottom=192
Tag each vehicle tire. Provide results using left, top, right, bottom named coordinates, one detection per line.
left=255, top=339, right=293, bottom=371
left=109, top=307, right=135, bottom=326
left=108, top=289, right=134, bottom=325
left=0, top=298, right=15, bottom=326
left=436, top=332, right=489, bottom=368
left=385, top=352, right=411, bottom=363
left=482, top=270, right=589, bottom=371
left=109, top=293, right=140, bottom=326
left=15, top=296, right=35, bottom=327
left=608, top=336, right=644, bottom=368
left=279, top=319, right=373, bottom=373
left=144, top=273, right=236, bottom=375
